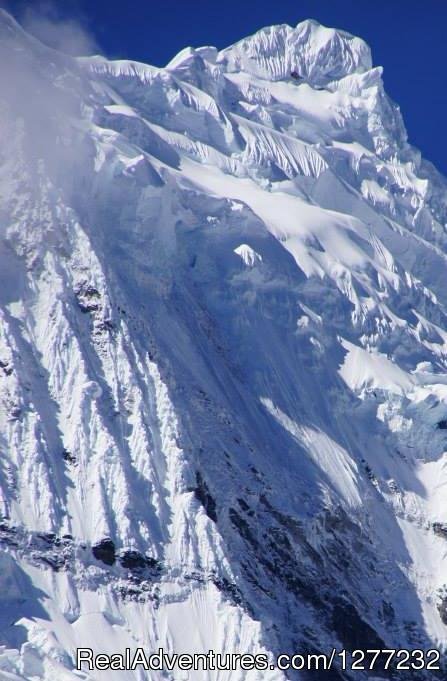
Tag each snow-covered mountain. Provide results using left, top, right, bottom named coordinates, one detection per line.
left=1, top=9, right=447, bottom=679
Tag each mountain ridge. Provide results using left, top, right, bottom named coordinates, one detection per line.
left=0, top=9, right=447, bottom=680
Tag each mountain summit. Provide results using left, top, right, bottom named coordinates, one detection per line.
left=0, top=10, right=446, bottom=680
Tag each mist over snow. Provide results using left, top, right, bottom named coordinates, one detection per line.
left=0, top=6, right=447, bottom=680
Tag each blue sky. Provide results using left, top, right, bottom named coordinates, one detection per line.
left=5, top=0, right=447, bottom=175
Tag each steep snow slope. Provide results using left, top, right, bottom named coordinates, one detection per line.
left=1, top=9, right=447, bottom=680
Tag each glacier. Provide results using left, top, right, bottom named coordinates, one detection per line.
left=0, top=8, right=447, bottom=679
